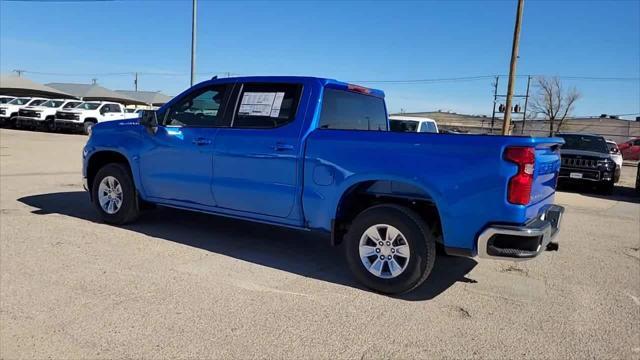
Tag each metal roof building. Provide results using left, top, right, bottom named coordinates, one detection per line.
left=114, top=90, right=172, bottom=106
left=0, top=74, right=77, bottom=99
left=46, top=83, right=147, bottom=105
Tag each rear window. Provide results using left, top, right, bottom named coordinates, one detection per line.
left=232, top=83, right=302, bottom=129
left=319, top=88, right=387, bottom=131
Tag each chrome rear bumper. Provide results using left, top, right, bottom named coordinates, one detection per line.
left=477, top=204, right=564, bottom=261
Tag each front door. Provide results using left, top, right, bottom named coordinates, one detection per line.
left=212, top=82, right=307, bottom=218
left=139, top=83, right=233, bottom=206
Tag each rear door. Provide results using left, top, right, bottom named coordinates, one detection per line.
left=212, top=82, right=306, bottom=218
left=139, top=83, right=233, bottom=206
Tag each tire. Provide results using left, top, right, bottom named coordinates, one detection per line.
left=91, top=163, right=140, bottom=225
left=45, top=117, right=56, bottom=132
left=83, top=120, right=96, bottom=135
left=599, top=181, right=614, bottom=195
left=344, top=204, right=436, bottom=294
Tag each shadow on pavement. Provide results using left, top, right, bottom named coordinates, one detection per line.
left=557, top=182, right=639, bottom=204
left=18, top=191, right=477, bottom=301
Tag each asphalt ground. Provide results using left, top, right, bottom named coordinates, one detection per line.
left=1, top=128, right=639, bottom=359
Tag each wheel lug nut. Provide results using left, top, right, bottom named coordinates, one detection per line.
left=386, top=241, right=391, bottom=246
left=379, top=255, right=385, bottom=260
left=378, top=241, right=384, bottom=246
left=391, top=248, right=395, bottom=253
left=375, top=248, right=381, bottom=253
left=387, top=255, right=392, bottom=260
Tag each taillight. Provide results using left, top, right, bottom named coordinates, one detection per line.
left=504, top=147, right=535, bottom=205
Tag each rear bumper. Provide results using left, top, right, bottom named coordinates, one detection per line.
left=477, top=204, right=564, bottom=260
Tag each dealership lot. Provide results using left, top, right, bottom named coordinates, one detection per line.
left=1, top=129, right=638, bottom=359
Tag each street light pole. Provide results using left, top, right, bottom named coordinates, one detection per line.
left=501, top=0, right=524, bottom=135
left=190, top=0, right=197, bottom=87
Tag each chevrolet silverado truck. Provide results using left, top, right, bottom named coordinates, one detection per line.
left=15, top=99, right=82, bottom=131
left=56, top=101, right=137, bottom=135
left=82, top=76, right=565, bottom=294
left=0, top=97, right=48, bottom=127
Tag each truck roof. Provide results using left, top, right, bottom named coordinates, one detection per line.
left=200, top=76, right=385, bottom=98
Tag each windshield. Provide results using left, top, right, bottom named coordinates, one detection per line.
left=0, top=97, right=15, bottom=104
left=390, top=119, right=419, bottom=132
left=42, top=100, right=65, bottom=108
left=9, top=98, right=31, bottom=105
left=29, top=99, right=46, bottom=106
left=76, top=102, right=100, bottom=110
left=62, top=101, right=81, bottom=109
left=559, top=134, right=609, bottom=153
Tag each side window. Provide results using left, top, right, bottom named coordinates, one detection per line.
left=99, top=105, right=108, bottom=113
left=419, top=122, right=437, bottom=133
left=166, top=85, right=229, bottom=127
left=232, top=83, right=302, bottom=129
left=319, top=88, right=387, bottom=131
left=634, top=140, right=640, bottom=146
left=110, top=104, right=122, bottom=113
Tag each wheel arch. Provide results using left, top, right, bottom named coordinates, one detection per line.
left=86, top=150, right=134, bottom=197
left=330, top=177, right=444, bottom=247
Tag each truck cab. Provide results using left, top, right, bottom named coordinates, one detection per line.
left=83, top=76, right=565, bottom=294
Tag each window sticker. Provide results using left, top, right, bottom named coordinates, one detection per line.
left=239, top=92, right=285, bottom=117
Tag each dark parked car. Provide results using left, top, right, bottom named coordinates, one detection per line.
left=557, top=133, right=618, bottom=194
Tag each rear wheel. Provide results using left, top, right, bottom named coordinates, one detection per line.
left=344, top=204, right=436, bottom=294
left=91, top=163, right=140, bottom=225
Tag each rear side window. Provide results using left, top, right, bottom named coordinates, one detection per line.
left=390, top=119, right=418, bottom=132
left=319, top=88, right=387, bottom=131
left=232, top=83, right=302, bottom=129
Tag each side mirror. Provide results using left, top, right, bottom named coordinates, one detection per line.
left=139, top=110, right=158, bottom=132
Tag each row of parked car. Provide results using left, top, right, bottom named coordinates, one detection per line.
left=0, top=95, right=142, bottom=135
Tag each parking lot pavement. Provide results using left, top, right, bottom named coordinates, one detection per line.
left=1, top=128, right=639, bottom=359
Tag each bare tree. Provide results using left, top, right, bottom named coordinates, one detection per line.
left=528, top=76, right=581, bottom=136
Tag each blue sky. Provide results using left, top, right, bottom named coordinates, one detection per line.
left=1, top=0, right=639, bottom=118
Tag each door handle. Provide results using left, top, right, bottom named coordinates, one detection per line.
left=273, top=142, right=294, bottom=151
left=192, top=137, right=212, bottom=146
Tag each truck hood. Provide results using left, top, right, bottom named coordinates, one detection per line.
left=22, top=106, right=50, bottom=111
left=559, top=149, right=609, bottom=159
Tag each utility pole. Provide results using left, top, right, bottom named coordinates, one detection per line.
left=490, top=76, right=499, bottom=134
left=91, top=78, right=97, bottom=85
left=520, top=75, right=531, bottom=134
left=13, top=69, right=25, bottom=77
left=501, top=0, right=525, bottom=136
left=134, top=72, right=138, bottom=92
left=190, top=0, right=197, bottom=86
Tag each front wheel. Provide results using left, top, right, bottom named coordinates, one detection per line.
left=344, top=204, right=436, bottom=294
left=83, top=121, right=96, bottom=135
left=91, top=163, right=140, bottom=225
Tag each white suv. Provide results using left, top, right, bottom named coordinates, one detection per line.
left=0, top=97, right=48, bottom=128
left=55, top=101, right=138, bottom=135
left=15, top=99, right=82, bottom=131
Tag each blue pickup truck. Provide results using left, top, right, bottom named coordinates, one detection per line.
left=82, top=76, right=564, bottom=294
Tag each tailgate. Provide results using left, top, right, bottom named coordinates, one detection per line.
left=530, top=143, right=562, bottom=205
